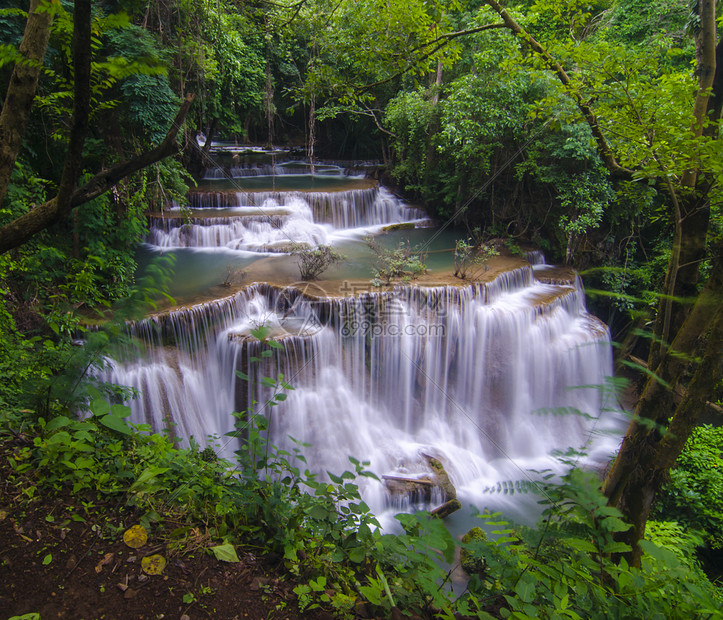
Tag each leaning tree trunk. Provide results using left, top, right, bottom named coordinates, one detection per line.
left=602, top=238, right=723, bottom=565
left=0, top=0, right=54, bottom=207
left=0, top=0, right=196, bottom=255
left=0, top=95, right=194, bottom=254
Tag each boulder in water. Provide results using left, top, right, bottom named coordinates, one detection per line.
left=382, top=222, right=415, bottom=232
left=423, top=454, right=457, bottom=500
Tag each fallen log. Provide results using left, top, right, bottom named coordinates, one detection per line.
left=431, top=498, right=462, bottom=519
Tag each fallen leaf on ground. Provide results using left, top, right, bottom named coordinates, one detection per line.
left=141, top=554, right=167, bottom=575
left=95, top=552, right=114, bottom=573
left=122, top=525, right=148, bottom=549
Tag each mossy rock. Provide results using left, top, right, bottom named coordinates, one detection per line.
left=423, top=455, right=457, bottom=500
left=460, top=527, right=487, bottom=575
left=430, top=498, right=461, bottom=518
left=382, top=222, right=415, bottom=232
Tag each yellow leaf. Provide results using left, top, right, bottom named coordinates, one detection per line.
left=141, top=554, right=167, bottom=575
left=122, top=524, right=148, bottom=549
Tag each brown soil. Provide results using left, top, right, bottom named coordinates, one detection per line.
left=0, top=459, right=331, bottom=620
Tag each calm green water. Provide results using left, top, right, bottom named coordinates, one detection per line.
left=136, top=227, right=459, bottom=306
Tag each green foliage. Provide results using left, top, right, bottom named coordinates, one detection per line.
left=518, top=121, right=615, bottom=260
left=289, top=243, right=345, bottom=280
left=384, top=89, right=437, bottom=191
left=106, top=24, right=179, bottom=142
left=602, top=0, right=692, bottom=55
left=3, top=329, right=723, bottom=619
left=365, top=236, right=427, bottom=285
left=451, top=468, right=723, bottom=619
left=453, top=238, right=499, bottom=279
left=6, top=393, right=723, bottom=619
left=654, top=424, right=723, bottom=549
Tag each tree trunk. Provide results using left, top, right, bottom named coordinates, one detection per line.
left=307, top=91, right=316, bottom=174
left=0, top=0, right=54, bottom=207
left=602, top=241, right=723, bottom=565
left=55, top=0, right=91, bottom=220
left=647, top=192, right=710, bottom=370
left=265, top=58, right=274, bottom=148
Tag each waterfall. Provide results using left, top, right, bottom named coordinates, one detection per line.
left=99, top=267, right=620, bottom=519
left=147, top=198, right=330, bottom=251
left=185, top=187, right=424, bottom=225
left=146, top=186, right=426, bottom=252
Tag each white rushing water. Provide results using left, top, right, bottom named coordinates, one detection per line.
left=100, top=267, right=622, bottom=524
left=147, top=184, right=426, bottom=252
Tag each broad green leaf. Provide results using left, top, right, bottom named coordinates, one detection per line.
left=515, top=577, right=536, bottom=603
left=99, top=414, right=131, bottom=435
left=602, top=517, right=632, bottom=533
left=602, top=541, right=632, bottom=554
left=130, top=466, right=170, bottom=492
left=565, top=538, right=597, bottom=553
left=110, top=404, right=132, bottom=418
left=305, top=504, right=330, bottom=520
left=90, top=398, right=110, bottom=416
left=45, top=415, right=71, bottom=432
left=210, top=543, right=240, bottom=562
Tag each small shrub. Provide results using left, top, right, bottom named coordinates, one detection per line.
left=290, top=244, right=345, bottom=280
left=365, top=237, right=427, bottom=285
left=453, top=238, right=499, bottom=279
left=221, top=265, right=248, bottom=288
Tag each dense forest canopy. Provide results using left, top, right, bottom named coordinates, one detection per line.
left=0, top=0, right=722, bottom=616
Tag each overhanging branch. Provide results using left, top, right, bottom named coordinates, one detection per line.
left=0, top=94, right=195, bottom=254
left=359, top=23, right=506, bottom=93
left=484, top=0, right=632, bottom=179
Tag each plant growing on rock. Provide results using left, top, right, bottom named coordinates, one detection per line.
left=221, top=265, right=248, bottom=288
left=365, top=237, right=427, bottom=285
left=290, top=244, right=345, bottom=280
left=453, top=238, right=499, bottom=280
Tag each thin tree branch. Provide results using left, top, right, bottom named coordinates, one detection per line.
left=359, top=23, right=507, bottom=93
left=0, top=95, right=195, bottom=254
left=484, top=0, right=633, bottom=179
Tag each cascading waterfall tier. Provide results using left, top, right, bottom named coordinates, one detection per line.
left=147, top=185, right=426, bottom=251
left=100, top=266, right=619, bottom=518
